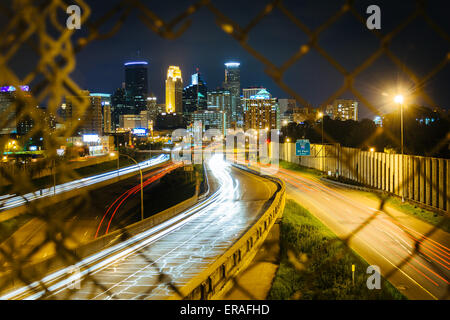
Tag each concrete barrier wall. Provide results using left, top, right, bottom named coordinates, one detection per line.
left=170, top=166, right=286, bottom=300
left=278, top=142, right=449, bottom=213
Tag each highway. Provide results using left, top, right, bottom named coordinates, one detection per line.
left=0, top=154, right=170, bottom=212
left=271, top=166, right=450, bottom=300
left=0, top=161, right=183, bottom=265
left=1, top=155, right=278, bottom=300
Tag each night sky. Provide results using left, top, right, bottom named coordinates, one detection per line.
left=9, top=0, right=450, bottom=118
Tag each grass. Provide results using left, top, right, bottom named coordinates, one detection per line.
left=363, top=191, right=450, bottom=234
left=279, top=160, right=449, bottom=234
left=268, top=199, right=406, bottom=300
left=278, top=160, right=322, bottom=178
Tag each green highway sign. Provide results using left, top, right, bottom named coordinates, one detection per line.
left=296, top=139, right=310, bottom=156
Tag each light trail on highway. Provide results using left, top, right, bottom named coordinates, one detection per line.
left=0, top=154, right=170, bottom=212
left=249, top=160, right=450, bottom=300
left=0, top=155, right=278, bottom=300
left=95, top=162, right=184, bottom=237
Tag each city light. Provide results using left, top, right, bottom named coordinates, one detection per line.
left=369, top=147, right=375, bottom=152
left=124, top=61, right=148, bottom=66
left=224, top=62, right=240, bottom=67
left=394, top=94, right=404, bottom=104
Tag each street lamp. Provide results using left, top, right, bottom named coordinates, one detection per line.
left=394, top=94, right=405, bottom=202
left=111, top=152, right=144, bottom=221
left=318, top=111, right=324, bottom=171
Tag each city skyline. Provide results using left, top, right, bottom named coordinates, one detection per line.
left=52, top=0, right=449, bottom=120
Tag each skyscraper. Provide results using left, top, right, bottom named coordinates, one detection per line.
left=182, top=71, right=208, bottom=114
left=223, top=62, right=241, bottom=122
left=207, top=88, right=231, bottom=127
left=165, top=66, right=183, bottom=114
left=124, top=61, right=149, bottom=112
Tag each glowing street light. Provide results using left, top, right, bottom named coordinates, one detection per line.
left=394, top=94, right=404, bottom=104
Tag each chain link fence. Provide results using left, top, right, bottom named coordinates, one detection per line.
left=0, top=0, right=448, bottom=300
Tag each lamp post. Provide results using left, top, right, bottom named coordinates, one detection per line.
left=111, top=152, right=144, bottom=221
left=394, top=94, right=405, bottom=202
left=318, top=111, right=324, bottom=171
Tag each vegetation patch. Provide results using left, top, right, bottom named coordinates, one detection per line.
left=362, top=192, right=450, bottom=234
left=268, top=200, right=406, bottom=300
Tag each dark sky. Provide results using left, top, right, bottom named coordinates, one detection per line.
left=8, top=0, right=450, bottom=119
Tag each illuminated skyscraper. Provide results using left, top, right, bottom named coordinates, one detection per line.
left=165, top=66, right=183, bottom=113
left=183, top=71, right=207, bottom=115
left=124, top=61, right=149, bottom=112
left=223, top=62, right=241, bottom=122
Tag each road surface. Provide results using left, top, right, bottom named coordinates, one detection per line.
left=0, top=154, right=169, bottom=212
left=274, top=166, right=450, bottom=300
left=1, top=155, right=278, bottom=300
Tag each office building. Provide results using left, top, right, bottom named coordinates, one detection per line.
left=111, top=86, right=133, bottom=129
left=191, top=110, right=227, bottom=134
left=119, top=110, right=150, bottom=130
left=278, top=98, right=297, bottom=114
left=207, top=88, right=231, bottom=122
left=183, top=71, right=208, bottom=114
left=0, top=85, right=33, bottom=135
left=223, top=62, right=241, bottom=121
left=146, top=96, right=164, bottom=121
left=243, top=89, right=279, bottom=131
left=90, top=93, right=112, bottom=134
left=64, top=90, right=102, bottom=135
left=165, top=66, right=183, bottom=113
left=124, top=61, right=149, bottom=112
left=242, top=87, right=267, bottom=100
left=329, top=99, right=358, bottom=121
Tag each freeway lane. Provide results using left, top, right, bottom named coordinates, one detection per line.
left=2, top=155, right=278, bottom=300
left=274, top=167, right=450, bottom=300
left=0, top=154, right=170, bottom=212
left=0, top=161, right=179, bottom=265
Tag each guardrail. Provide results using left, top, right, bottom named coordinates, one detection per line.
left=170, top=164, right=286, bottom=300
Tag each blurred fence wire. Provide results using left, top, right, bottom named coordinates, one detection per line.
left=0, top=0, right=448, bottom=300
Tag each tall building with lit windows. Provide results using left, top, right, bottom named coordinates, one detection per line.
left=243, top=89, right=279, bottom=131
left=223, top=62, right=241, bottom=122
left=165, top=66, right=183, bottom=114
left=330, top=99, right=358, bottom=121
left=124, top=61, right=149, bottom=112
